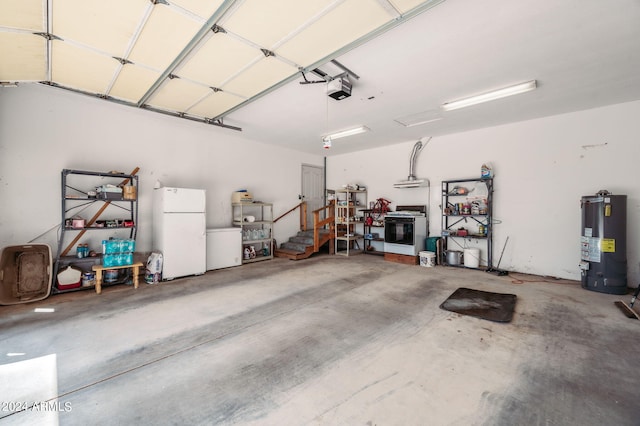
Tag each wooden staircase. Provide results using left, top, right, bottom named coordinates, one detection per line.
left=274, top=229, right=333, bottom=260
left=273, top=201, right=335, bottom=260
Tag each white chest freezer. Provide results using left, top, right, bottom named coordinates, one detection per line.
left=206, top=228, right=242, bottom=270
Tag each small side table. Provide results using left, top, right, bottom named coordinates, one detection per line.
left=91, top=262, right=144, bottom=294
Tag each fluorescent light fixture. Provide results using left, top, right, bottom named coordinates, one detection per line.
left=442, top=80, right=537, bottom=111
left=322, top=125, right=370, bottom=142
left=400, top=117, right=443, bottom=127
left=394, top=110, right=443, bottom=127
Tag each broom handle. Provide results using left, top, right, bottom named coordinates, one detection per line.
left=495, top=236, right=509, bottom=270
left=60, top=167, right=140, bottom=256
left=630, top=285, right=640, bottom=308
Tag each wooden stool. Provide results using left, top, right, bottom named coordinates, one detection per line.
left=91, top=262, right=143, bottom=294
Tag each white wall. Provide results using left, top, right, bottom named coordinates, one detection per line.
left=3, top=84, right=638, bottom=286
left=0, top=84, right=323, bottom=255
left=328, top=100, right=640, bottom=285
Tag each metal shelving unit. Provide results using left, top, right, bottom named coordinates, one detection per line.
left=441, top=177, right=493, bottom=269
left=54, top=169, right=139, bottom=293
left=362, top=209, right=385, bottom=256
left=233, top=202, right=273, bottom=263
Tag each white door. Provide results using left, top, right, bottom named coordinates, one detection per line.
left=301, top=164, right=324, bottom=229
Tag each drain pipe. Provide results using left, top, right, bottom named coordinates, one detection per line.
left=407, top=141, right=423, bottom=181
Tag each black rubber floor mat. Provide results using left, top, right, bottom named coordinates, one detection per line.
left=440, top=287, right=517, bottom=323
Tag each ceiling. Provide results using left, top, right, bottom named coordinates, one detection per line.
left=2, top=0, right=640, bottom=156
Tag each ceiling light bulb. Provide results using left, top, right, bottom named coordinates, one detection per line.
left=442, top=80, right=537, bottom=111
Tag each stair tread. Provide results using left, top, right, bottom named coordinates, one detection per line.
left=290, top=237, right=315, bottom=244
left=281, top=244, right=308, bottom=252
left=298, top=230, right=330, bottom=236
left=275, top=248, right=306, bottom=254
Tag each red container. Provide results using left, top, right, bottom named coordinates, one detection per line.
left=57, top=266, right=82, bottom=290
left=57, top=281, right=81, bottom=290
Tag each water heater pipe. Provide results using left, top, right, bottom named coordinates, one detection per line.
left=408, top=137, right=430, bottom=181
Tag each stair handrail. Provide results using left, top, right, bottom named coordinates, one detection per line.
left=313, top=201, right=335, bottom=252
left=274, top=201, right=308, bottom=231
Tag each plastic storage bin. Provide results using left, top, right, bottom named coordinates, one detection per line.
left=57, top=266, right=82, bottom=290
left=0, top=244, right=52, bottom=304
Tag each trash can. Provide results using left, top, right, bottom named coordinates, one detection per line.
left=426, top=237, right=440, bottom=253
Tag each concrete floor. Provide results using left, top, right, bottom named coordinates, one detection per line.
left=1, top=254, right=639, bottom=425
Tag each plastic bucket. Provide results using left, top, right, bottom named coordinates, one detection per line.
left=419, top=251, right=436, bottom=267
left=463, top=248, right=480, bottom=268
left=104, top=269, right=119, bottom=283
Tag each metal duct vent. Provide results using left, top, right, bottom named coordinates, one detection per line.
left=394, top=137, right=431, bottom=188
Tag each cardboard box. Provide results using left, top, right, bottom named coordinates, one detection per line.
left=232, top=191, right=253, bottom=203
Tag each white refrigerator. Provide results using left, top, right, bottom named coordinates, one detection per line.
left=152, top=187, right=206, bottom=280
